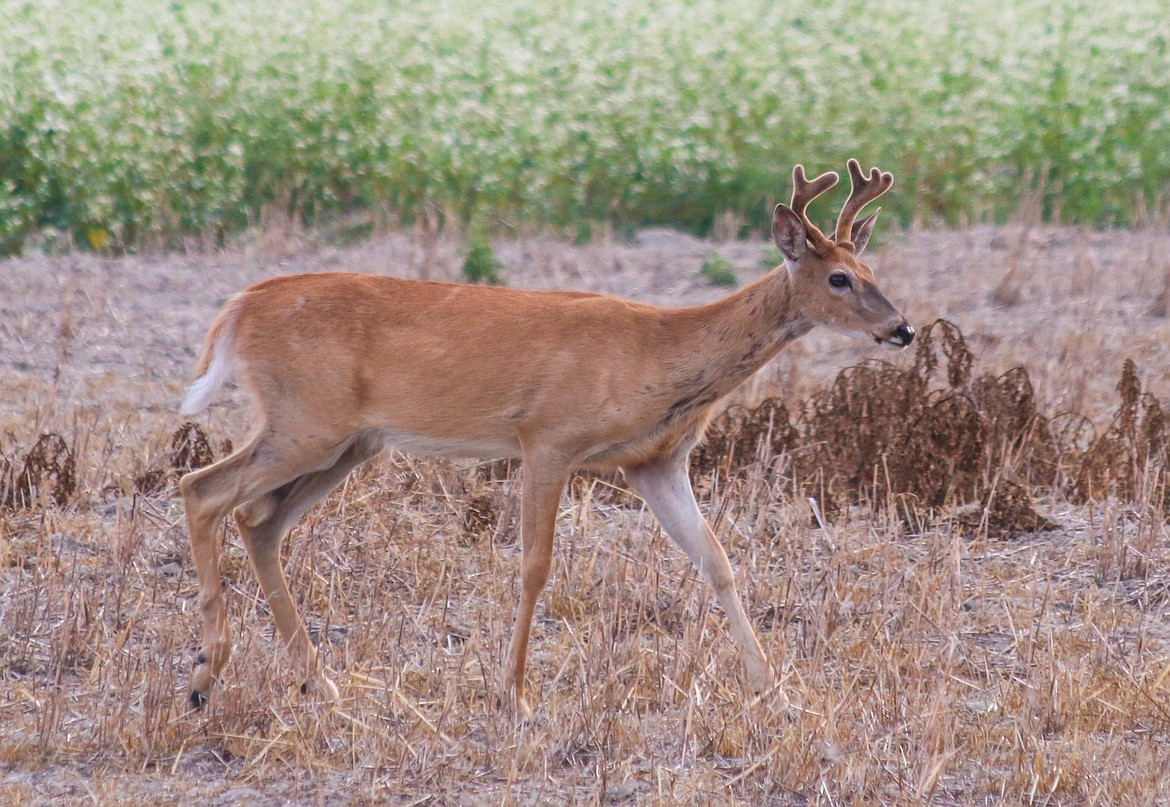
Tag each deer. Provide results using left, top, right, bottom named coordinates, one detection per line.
left=177, top=159, right=914, bottom=719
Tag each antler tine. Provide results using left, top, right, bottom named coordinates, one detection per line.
left=834, top=158, right=893, bottom=246
left=790, top=165, right=839, bottom=253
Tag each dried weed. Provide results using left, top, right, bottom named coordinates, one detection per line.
left=1072, top=360, right=1169, bottom=507
left=133, top=421, right=219, bottom=494
left=1, top=433, right=76, bottom=510
left=697, top=320, right=1070, bottom=537
left=697, top=322, right=1169, bottom=549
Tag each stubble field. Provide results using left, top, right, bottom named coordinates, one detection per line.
left=1, top=222, right=1169, bottom=804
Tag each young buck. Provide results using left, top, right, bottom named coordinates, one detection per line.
left=179, top=159, right=914, bottom=718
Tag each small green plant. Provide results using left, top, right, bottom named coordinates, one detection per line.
left=699, top=253, right=738, bottom=287
left=461, top=238, right=504, bottom=285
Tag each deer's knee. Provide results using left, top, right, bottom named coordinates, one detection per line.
left=521, top=554, right=553, bottom=597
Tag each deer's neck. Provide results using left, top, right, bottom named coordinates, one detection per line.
left=662, top=269, right=812, bottom=420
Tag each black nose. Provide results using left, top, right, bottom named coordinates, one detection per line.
left=890, top=323, right=915, bottom=346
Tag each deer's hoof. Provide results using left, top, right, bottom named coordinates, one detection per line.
left=299, top=674, right=340, bottom=703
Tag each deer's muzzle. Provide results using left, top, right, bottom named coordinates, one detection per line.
left=888, top=323, right=915, bottom=347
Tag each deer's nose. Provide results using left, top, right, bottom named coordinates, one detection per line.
left=889, top=323, right=915, bottom=347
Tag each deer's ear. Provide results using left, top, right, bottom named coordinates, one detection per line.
left=851, top=209, right=880, bottom=255
left=772, top=204, right=806, bottom=265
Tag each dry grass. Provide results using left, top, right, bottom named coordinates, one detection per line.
left=1, top=225, right=1169, bottom=804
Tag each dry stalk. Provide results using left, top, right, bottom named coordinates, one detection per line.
left=3, top=236, right=1170, bottom=804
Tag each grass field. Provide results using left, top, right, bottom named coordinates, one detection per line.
left=2, top=0, right=1170, bottom=253
left=1, top=220, right=1168, bottom=804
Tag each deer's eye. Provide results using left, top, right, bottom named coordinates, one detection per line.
left=829, top=272, right=851, bottom=289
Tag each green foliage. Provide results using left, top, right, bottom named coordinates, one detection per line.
left=699, top=253, right=738, bottom=287
left=461, top=238, right=504, bottom=285
left=1, top=0, right=1168, bottom=254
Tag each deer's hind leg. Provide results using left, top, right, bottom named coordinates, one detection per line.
left=179, top=428, right=372, bottom=709
left=233, top=432, right=384, bottom=701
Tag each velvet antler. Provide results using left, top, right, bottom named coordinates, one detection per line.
left=789, top=165, right=839, bottom=256
left=834, top=158, right=893, bottom=248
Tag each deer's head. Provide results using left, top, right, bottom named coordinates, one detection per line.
left=773, top=159, right=914, bottom=348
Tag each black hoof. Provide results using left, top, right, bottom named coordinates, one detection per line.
left=190, top=689, right=208, bottom=709
left=300, top=682, right=309, bottom=695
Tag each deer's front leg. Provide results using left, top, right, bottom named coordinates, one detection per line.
left=623, top=455, right=772, bottom=693
left=500, top=460, right=569, bottom=720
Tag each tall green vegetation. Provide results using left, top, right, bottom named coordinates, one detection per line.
left=1, top=0, right=1167, bottom=254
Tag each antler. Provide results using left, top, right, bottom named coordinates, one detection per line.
left=834, top=158, right=893, bottom=247
left=790, top=165, right=839, bottom=255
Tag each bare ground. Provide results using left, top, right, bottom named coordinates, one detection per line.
left=1, top=224, right=1169, bottom=804
left=3, top=224, right=1170, bottom=429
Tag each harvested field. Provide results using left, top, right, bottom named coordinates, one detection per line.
left=1, top=224, right=1169, bottom=804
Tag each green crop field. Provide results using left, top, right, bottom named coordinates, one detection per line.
left=2, top=0, right=1168, bottom=254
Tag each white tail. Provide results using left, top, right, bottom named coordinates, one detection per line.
left=179, top=304, right=237, bottom=416
left=179, top=160, right=914, bottom=719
